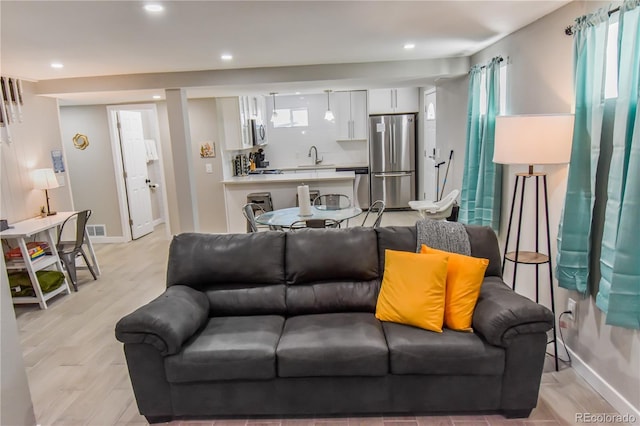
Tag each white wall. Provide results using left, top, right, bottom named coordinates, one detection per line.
left=186, top=98, right=227, bottom=233
left=464, top=0, right=639, bottom=415
left=262, top=93, right=368, bottom=168
left=59, top=106, right=123, bottom=236
left=435, top=76, right=468, bottom=201
left=0, top=81, right=74, bottom=222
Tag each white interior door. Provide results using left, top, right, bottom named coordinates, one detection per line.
left=424, top=92, right=437, bottom=201
left=117, top=110, right=154, bottom=239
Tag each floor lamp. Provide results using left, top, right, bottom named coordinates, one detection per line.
left=493, top=114, right=574, bottom=372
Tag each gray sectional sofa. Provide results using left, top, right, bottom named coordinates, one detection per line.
left=115, top=225, right=554, bottom=423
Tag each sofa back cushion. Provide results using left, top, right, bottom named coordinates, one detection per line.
left=286, top=280, right=380, bottom=316
left=167, top=232, right=287, bottom=315
left=464, top=225, right=502, bottom=277
left=285, top=227, right=379, bottom=315
left=375, top=225, right=502, bottom=278
left=375, top=226, right=417, bottom=275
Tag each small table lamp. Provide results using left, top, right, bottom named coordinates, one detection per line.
left=493, top=113, right=574, bottom=372
left=32, top=168, right=60, bottom=216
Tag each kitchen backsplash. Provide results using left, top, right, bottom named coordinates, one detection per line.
left=262, top=93, right=368, bottom=168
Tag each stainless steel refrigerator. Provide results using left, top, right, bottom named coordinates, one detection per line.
left=369, top=114, right=416, bottom=209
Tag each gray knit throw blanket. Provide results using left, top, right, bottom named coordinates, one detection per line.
left=416, top=219, right=471, bottom=255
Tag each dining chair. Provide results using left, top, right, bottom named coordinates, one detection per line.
left=56, top=210, right=97, bottom=291
left=360, top=199, right=386, bottom=228
left=242, top=203, right=265, bottom=233
left=312, top=194, right=351, bottom=210
left=289, top=219, right=338, bottom=231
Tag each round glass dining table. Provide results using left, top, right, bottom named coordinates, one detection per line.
left=255, top=206, right=362, bottom=228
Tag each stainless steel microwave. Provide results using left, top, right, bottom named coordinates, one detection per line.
left=250, top=119, right=267, bottom=146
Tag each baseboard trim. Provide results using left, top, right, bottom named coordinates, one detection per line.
left=563, top=341, right=640, bottom=421
left=90, top=236, right=127, bottom=244
left=152, top=218, right=164, bottom=227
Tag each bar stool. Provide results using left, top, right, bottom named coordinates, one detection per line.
left=246, top=192, right=273, bottom=232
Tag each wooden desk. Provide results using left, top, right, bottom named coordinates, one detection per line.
left=1, top=211, right=100, bottom=309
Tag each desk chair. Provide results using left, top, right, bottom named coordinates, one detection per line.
left=56, top=210, right=97, bottom=291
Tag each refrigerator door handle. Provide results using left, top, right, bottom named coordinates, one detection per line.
left=390, top=123, right=395, bottom=164
left=373, top=172, right=412, bottom=178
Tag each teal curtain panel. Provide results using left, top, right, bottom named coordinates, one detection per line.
left=597, top=0, right=640, bottom=329
left=558, top=0, right=640, bottom=329
left=556, top=8, right=609, bottom=294
left=460, top=58, right=502, bottom=231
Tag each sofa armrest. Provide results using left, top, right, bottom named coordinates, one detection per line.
left=472, top=277, right=554, bottom=348
left=115, top=285, right=209, bottom=356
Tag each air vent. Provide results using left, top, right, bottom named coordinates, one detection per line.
left=87, top=224, right=106, bottom=237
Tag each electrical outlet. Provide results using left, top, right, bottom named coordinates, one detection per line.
left=567, top=298, right=577, bottom=321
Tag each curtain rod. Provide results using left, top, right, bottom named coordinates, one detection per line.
left=478, top=56, right=504, bottom=70
left=565, top=6, right=620, bottom=35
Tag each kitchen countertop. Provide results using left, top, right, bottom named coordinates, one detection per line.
left=277, top=163, right=368, bottom=171
left=222, top=171, right=356, bottom=185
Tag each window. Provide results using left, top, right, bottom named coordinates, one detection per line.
left=272, top=108, right=309, bottom=128
left=479, top=62, right=507, bottom=115
left=605, top=20, right=619, bottom=99
left=426, top=102, right=436, bottom=120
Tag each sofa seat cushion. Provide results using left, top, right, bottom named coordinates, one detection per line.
left=277, top=313, right=388, bottom=377
left=165, top=315, right=284, bottom=383
left=382, top=322, right=505, bottom=375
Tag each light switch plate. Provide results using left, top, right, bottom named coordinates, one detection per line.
left=205, top=163, right=213, bottom=174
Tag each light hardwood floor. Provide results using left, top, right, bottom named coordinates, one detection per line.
left=14, top=213, right=622, bottom=425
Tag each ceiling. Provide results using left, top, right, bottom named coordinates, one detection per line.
left=1, top=1, right=570, bottom=104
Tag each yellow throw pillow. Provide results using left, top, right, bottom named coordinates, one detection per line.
left=375, top=249, right=449, bottom=333
left=420, top=244, right=489, bottom=331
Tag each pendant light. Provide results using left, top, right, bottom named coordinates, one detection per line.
left=324, top=90, right=335, bottom=121
left=270, top=92, right=278, bottom=123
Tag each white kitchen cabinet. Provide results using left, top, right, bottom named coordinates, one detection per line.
left=335, top=90, right=367, bottom=141
left=368, top=87, right=419, bottom=114
left=217, top=97, right=252, bottom=151
left=217, top=95, right=270, bottom=151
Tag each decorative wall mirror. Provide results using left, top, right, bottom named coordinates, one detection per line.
left=72, top=133, right=89, bottom=150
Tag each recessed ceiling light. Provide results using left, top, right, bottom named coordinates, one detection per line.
left=51, top=62, right=64, bottom=69
left=144, top=4, right=164, bottom=12
left=404, top=43, right=416, bottom=50
left=221, top=54, right=233, bottom=61
left=152, top=95, right=161, bottom=100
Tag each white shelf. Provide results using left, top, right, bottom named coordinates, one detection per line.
left=12, top=284, right=69, bottom=304
left=5, top=254, right=58, bottom=270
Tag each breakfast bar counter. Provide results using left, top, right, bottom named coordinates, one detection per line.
left=222, top=171, right=355, bottom=184
left=223, top=171, right=356, bottom=233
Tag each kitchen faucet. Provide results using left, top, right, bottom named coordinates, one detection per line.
left=308, top=145, right=323, bottom=165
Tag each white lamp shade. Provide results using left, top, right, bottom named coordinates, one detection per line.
left=493, top=114, right=575, bottom=165
left=32, top=168, right=60, bottom=190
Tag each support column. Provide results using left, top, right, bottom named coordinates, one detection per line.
left=165, top=88, right=199, bottom=233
